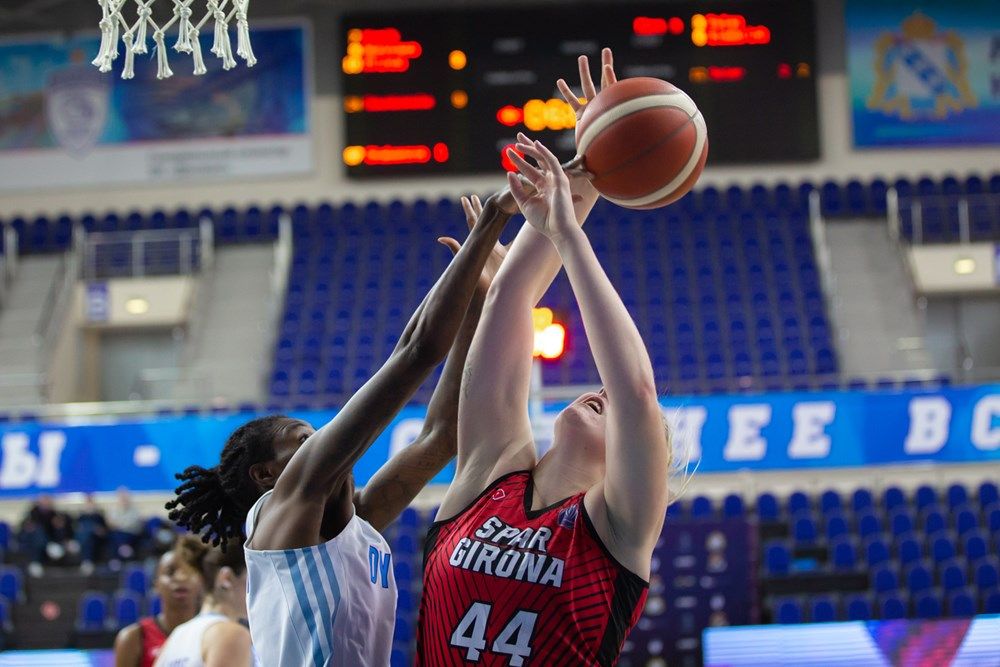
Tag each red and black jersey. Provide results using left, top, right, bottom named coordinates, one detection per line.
left=416, top=471, right=648, bottom=666
left=137, top=616, right=167, bottom=667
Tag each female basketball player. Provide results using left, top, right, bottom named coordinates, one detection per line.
left=154, top=539, right=251, bottom=667
left=165, top=190, right=517, bottom=666
left=114, top=536, right=204, bottom=667
left=417, top=50, right=679, bottom=666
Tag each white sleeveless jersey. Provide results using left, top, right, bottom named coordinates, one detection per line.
left=244, top=491, right=397, bottom=667
left=154, top=612, right=241, bottom=667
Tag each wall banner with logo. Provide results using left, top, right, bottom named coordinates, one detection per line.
left=0, top=384, right=997, bottom=498
left=0, top=21, right=311, bottom=191
left=846, top=0, right=1000, bottom=147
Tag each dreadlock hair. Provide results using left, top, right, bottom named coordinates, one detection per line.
left=166, top=415, right=295, bottom=548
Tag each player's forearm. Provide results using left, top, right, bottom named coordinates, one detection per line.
left=554, top=226, right=656, bottom=398
left=399, top=197, right=511, bottom=366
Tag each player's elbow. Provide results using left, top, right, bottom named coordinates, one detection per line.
left=399, top=327, right=450, bottom=370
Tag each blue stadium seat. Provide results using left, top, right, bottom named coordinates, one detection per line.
left=923, top=508, right=947, bottom=536
left=858, top=513, right=881, bottom=540
left=122, top=564, right=148, bottom=597
left=931, top=535, right=957, bottom=564
left=906, top=563, right=933, bottom=593
left=793, top=516, right=818, bottom=544
left=764, top=542, right=791, bottom=576
left=851, top=489, right=875, bottom=513
left=883, top=487, right=907, bottom=513
left=915, top=592, right=942, bottom=619
left=890, top=511, right=914, bottom=536
left=113, top=591, right=141, bottom=629
left=825, top=514, right=849, bottom=541
left=955, top=508, right=979, bottom=537
left=690, top=496, right=714, bottom=518
left=947, top=484, right=969, bottom=510
left=866, top=538, right=891, bottom=568
left=757, top=493, right=780, bottom=521
left=964, top=533, right=989, bottom=562
left=941, top=561, right=967, bottom=592
left=787, top=491, right=810, bottom=515
left=722, top=494, right=745, bottom=518
left=0, top=567, right=21, bottom=603
left=947, top=589, right=976, bottom=617
left=915, top=485, right=938, bottom=511
left=897, top=536, right=922, bottom=567
left=984, top=588, right=1000, bottom=614
left=831, top=540, right=857, bottom=571
left=872, top=565, right=898, bottom=593
left=810, top=595, right=838, bottom=623
left=974, top=559, right=999, bottom=592
left=844, top=593, right=873, bottom=621
left=76, top=592, right=109, bottom=632
left=819, top=490, right=843, bottom=515
left=879, top=594, right=907, bottom=620
left=979, top=482, right=999, bottom=509
left=774, top=598, right=803, bottom=624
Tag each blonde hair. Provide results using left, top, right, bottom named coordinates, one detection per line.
left=663, top=412, right=698, bottom=507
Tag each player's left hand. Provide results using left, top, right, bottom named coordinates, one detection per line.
left=557, top=47, right=617, bottom=212
left=438, top=194, right=510, bottom=295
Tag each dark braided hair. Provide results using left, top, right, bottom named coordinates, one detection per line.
left=166, top=415, right=296, bottom=547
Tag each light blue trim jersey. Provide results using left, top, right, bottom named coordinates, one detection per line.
left=244, top=491, right=396, bottom=667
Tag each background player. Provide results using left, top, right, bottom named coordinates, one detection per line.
left=154, top=539, right=252, bottom=667
left=417, top=50, right=679, bottom=666
left=166, top=190, right=517, bottom=666
left=114, top=536, right=205, bottom=667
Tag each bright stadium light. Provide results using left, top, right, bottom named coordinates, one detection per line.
left=532, top=307, right=566, bottom=360
left=953, top=257, right=976, bottom=275
left=125, top=297, right=149, bottom=315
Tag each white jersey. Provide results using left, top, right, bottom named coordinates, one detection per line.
left=244, top=490, right=397, bottom=667
left=154, top=612, right=238, bottom=667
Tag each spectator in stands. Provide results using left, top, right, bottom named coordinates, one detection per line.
left=154, top=538, right=251, bottom=667
left=76, top=493, right=108, bottom=575
left=114, top=534, right=205, bottom=667
left=108, top=487, right=144, bottom=562
left=20, top=494, right=75, bottom=577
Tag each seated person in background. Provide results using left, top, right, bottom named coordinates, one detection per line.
left=108, top=487, right=145, bottom=562
left=76, top=493, right=109, bottom=575
left=20, top=494, right=75, bottom=577
left=154, top=538, right=252, bottom=667
left=115, top=535, right=205, bottom=667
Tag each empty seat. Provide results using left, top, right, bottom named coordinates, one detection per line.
left=0, top=567, right=21, bottom=603
left=873, top=565, right=898, bottom=593
left=914, top=592, right=942, bottom=619
left=722, top=494, right=745, bottom=518
left=883, top=487, right=906, bottom=513
left=974, top=559, right=1000, bottom=592
left=844, top=593, right=872, bottom=621
left=793, top=516, right=818, bottom=544
left=764, top=542, right=791, bottom=576
left=774, top=598, right=803, bottom=624
left=940, top=561, right=967, bottom=592
left=931, top=535, right=957, bottom=564
left=810, top=596, right=838, bottom=623
left=819, top=490, right=843, bottom=515
left=947, top=589, right=976, bottom=617
left=757, top=493, right=780, bottom=521
left=979, top=482, right=999, bottom=509
left=690, top=496, right=714, bottom=518
left=947, top=484, right=969, bottom=510
left=897, top=536, right=923, bottom=567
left=906, top=563, right=933, bottom=593
left=787, top=491, right=811, bottom=515
left=915, top=485, right=938, bottom=511
left=76, top=592, right=109, bottom=632
left=879, top=594, right=907, bottom=620
left=867, top=539, right=891, bottom=568
left=831, top=539, right=857, bottom=571
left=113, top=590, right=141, bottom=629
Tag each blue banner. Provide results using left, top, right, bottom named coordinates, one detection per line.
left=0, top=385, right=997, bottom=498
left=0, top=22, right=311, bottom=190
left=846, top=1, right=1000, bottom=147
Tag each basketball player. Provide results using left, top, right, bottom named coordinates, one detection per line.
left=417, top=50, right=680, bottom=665
left=154, top=539, right=252, bottom=667
left=165, top=190, right=517, bottom=666
left=114, top=536, right=205, bottom=667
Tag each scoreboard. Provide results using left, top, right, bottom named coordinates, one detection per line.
left=341, top=1, right=818, bottom=178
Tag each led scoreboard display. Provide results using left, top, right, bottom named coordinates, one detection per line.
left=341, top=1, right=818, bottom=178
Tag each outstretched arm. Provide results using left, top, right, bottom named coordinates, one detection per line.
left=508, top=138, right=669, bottom=572
left=354, top=205, right=505, bottom=531
left=440, top=51, right=616, bottom=518
left=256, top=193, right=515, bottom=549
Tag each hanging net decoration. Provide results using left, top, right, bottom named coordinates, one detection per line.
left=92, top=0, right=256, bottom=80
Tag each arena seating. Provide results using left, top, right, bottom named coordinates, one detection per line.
left=0, top=479, right=996, bottom=650
left=2, top=173, right=996, bottom=406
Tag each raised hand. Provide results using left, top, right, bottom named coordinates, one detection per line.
left=438, top=194, right=510, bottom=295
left=557, top=47, right=618, bottom=213
left=506, top=137, right=577, bottom=242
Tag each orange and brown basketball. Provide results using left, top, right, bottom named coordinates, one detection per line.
left=575, top=77, right=708, bottom=209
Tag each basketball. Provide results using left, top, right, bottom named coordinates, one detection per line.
left=575, top=77, right=708, bottom=210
